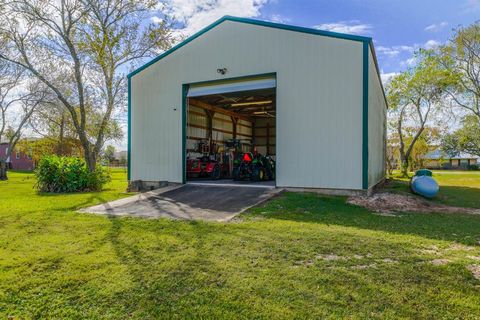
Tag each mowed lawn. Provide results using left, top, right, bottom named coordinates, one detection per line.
left=1, top=170, right=480, bottom=319
left=386, top=170, right=480, bottom=208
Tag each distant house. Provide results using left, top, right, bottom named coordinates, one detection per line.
left=114, top=150, right=127, bottom=161
left=108, top=150, right=127, bottom=167
left=0, top=141, right=35, bottom=171
left=425, top=149, right=478, bottom=169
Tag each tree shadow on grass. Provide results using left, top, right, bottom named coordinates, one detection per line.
left=36, top=190, right=133, bottom=213
left=86, top=206, right=480, bottom=318
left=103, top=216, right=245, bottom=317
left=248, top=192, right=480, bottom=246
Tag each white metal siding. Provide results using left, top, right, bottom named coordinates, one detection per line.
left=368, top=50, right=387, bottom=187
left=131, top=21, right=364, bottom=189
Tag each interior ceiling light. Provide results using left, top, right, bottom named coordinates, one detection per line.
left=230, top=100, right=272, bottom=107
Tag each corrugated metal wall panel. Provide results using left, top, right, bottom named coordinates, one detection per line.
left=368, top=50, right=387, bottom=187
left=131, top=20, right=364, bottom=189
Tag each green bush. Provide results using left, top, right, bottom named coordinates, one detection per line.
left=35, top=155, right=111, bottom=192
left=468, top=164, right=479, bottom=171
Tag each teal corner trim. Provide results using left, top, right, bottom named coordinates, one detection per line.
left=127, top=16, right=371, bottom=79
left=362, top=41, right=369, bottom=190
left=182, top=84, right=188, bottom=184
left=127, top=77, right=131, bottom=181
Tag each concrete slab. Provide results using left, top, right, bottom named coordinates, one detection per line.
left=187, top=179, right=275, bottom=188
left=80, top=184, right=282, bottom=221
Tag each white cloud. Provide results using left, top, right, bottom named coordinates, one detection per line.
left=377, top=46, right=400, bottom=58
left=380, top=72, right=399, bottom=85
left=315, top=21, right=372, bottom=35
left=377, top=39, right=441, bottom=62
left=464, top=0, right=480, bottom=11
left=268, top=14, right=289, bottom=24
left=376, top=45, right=414, bottom=58
left=424, top=39, right=441, bottom=49
left=157, top=0, right=270, bottom=38
left=424, top=22, right=448, bottom=32
left=150, top=16, right=164, bottom=24
left=400, top=57, right=418, bottom=68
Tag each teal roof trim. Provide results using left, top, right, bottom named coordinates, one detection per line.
left=127, top=15, right=372, bottom=79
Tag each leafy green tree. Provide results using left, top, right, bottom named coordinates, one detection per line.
left=29, top=101, right=123, bottom=157
left=441, top=115, right=480, bottom=157
left=387, top=50, right=452, bottom=176
left=408, top=127, right=440, bottom=170
left=102, top=145, right=116, bottom=165
left=17, top=137, right=83, bottom=165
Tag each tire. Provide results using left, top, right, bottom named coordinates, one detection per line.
left=211, top=165, right=221, bottom=180
left=268, top=169, right=275, bottom=180
left=232, top=165, right=241, bottom=180
left=252, top=167, right=265, bottom=181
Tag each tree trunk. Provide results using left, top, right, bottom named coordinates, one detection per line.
left=57, top=112, right=65, bottom=155
left=397, top=108, right=409, bottom=177
left=84, top=147, right=96, bottom=172
left=399, top=153, right=409, bottom=177
left=0, top=160, right=7, bottom=181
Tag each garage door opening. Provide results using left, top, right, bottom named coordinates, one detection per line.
left=185, top=75, right=276, bottom=186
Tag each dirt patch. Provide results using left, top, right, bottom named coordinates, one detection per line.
left=418, top=249, right=442, bottom=255
left=467, top=265, right=480, bottom=280
left=381, top=258, right=398, bottom=264
left=293, top=259, right=315, bottom=267
left=431, top=259, right=451, bottom=266
left=348, top=192, right=480, bottom=215
left=351, top=263, right=377, bottom=270
left=315, top=254, right=346, bottom=261
left=447, top=243, right=475, bottom=251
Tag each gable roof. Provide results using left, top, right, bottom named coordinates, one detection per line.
left=128, top=15, right=387, bottom=107
left=130, top=16, right=370, bottom=73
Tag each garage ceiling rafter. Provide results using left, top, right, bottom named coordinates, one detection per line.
left=188, top=98, right=253, bottom=122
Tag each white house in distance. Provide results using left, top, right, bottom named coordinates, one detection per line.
left=425, top=150, right=478, bottom=169
left=128, top=16, right=387, bottom=195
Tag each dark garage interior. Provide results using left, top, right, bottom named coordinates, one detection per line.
left=186, top=85, right=276, bottom=185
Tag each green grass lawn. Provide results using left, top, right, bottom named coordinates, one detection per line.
left=385, top=170, right=480, bottom=208
left=1, top=169, right=480, bottom=319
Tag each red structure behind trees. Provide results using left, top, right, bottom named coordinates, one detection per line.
left=0, top=142, right=34, bottom=171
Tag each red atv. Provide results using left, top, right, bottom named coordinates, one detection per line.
left=186, top=156, right=222, bottom=179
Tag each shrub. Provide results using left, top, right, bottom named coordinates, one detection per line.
left=468, top=164, right=479, bottom=171
left=35, top=155, right=111, bottom=192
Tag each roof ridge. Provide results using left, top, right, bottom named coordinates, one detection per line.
left=128, top=15, right=372, bottom=78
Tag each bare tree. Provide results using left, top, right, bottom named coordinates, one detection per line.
left=437, top=22, right=480, bottom=123
left=0, top=0, right=173, bottom=172
left=0, top=62, right=46, bottom=180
